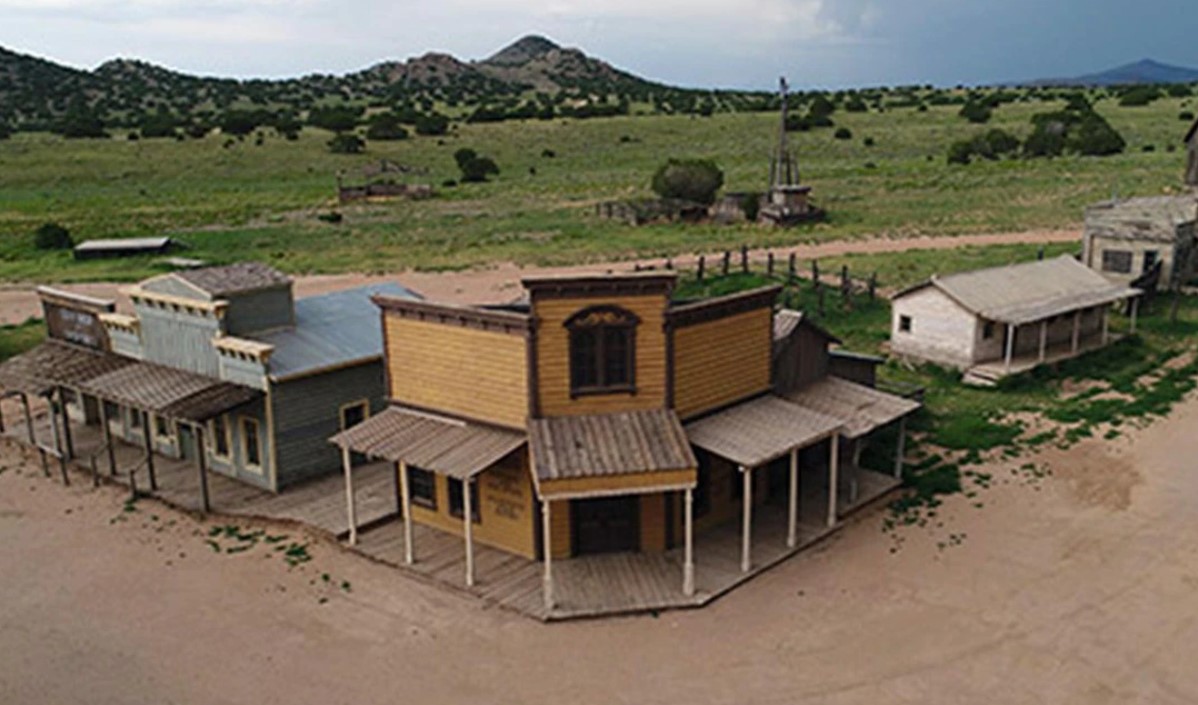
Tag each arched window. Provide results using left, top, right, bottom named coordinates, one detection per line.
left=565, top=305, right=639, bottom=396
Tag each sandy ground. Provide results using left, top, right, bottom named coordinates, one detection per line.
left=0, top=229, right=1079, bottom=323
left=2, top=385, right=1198, bottom=703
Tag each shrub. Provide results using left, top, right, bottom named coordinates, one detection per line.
left=1167, top=84, right=1193, bottom=98
left=219, top=111, right=262, bottom=137
left=834, top=127, right=853, bottom=140
left=947, top=128, right=1020, bottom=164
left=650, top=158, right=724, bottom=205
left=308, top=106, right=362, bottom=133
left=34, top=223, right=73, bottom=250
left=0, top=123, right=10, bottom=140
left=844, top=96, right=868, bottom=112
left=1068, top=113, right=1126, bottom=155
left=541, top=148, right=556, bottom=158
left=863, top=136, right=875, bottom=147
left=739, top=192, right=761, bottom=222
left=1118, top=85, right=1162, bottom=107
left=365, top=113, right=409, bottom=141
left=327, top=133, right=365, bottom=154
left=414, top=113, right=449, bottom=136
left=460, top=155, right=499, bottom=183
left=185, top=122, right=210, bottom=139
left=947, top=139, right=974, bottom=165
left=959, top=101, right=992, bottom=124
left=316, top=211, right=343, bottom=224
left=139, top=111, right=178, bottom=139
left=1180, top=111, right=1195, bottom=122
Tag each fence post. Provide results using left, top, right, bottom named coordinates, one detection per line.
left=697, top=255, right=705, bottom=281
left=740, top=245, right=749, bottom=274
left=788, top=253, right=796, bottom=279
left=665, top=258, right=673, bottom=271
left=869, top=272, right=877, bottom=300
left=1038, top=246, right=1045, bottom=261
left=722, top=250, right=730, bottom=276
left=767, top=252, right=775, bottom=276
left=812, top=260, right=820, bottom=287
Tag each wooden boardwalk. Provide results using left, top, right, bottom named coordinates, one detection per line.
left=8, top=405, right=902, bottom=621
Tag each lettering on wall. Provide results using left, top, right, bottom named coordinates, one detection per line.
left=42, top=298, right=111, bottom=350
left=484, top=463, right=525, bottom=521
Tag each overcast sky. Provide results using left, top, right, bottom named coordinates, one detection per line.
left=0, top=0, right=1194, bottom=89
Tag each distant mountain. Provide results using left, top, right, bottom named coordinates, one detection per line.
left=0, top=35, right=689, bottom=130
left=1027, top=59, right=1198, bottom=87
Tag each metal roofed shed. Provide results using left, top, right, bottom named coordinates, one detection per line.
left=74, top=237, right=175, bottom=261
left=684, top=395, right=843, bottom=469
left=255, top=283, right=420, bottom=381
left=897, top=255, right=1140, bottom=326
left=330, top=406, right=524, bottom=480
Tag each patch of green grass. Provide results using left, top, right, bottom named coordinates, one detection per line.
left=0, top=319, right=45, bottom=361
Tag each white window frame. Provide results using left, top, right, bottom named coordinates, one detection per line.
left=240, top=416, right=264, bottom=475
left=339, top=399, right=371, bottom=431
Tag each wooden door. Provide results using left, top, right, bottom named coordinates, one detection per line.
left=178, top=424, right=197, bottom=462
left=572, top=496, right=640, bottom=555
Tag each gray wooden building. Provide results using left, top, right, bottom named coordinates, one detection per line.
left=1082, top=195, right=1198, bottom=289
left=74, top=262, right=418, bottom=492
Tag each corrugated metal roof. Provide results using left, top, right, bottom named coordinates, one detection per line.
left=74, top=237, right=172, bottom=252
left=0, top=341, right=134, bottom=396
left=329, top=406, right=525, bottom=479
left=79, top=361, right=261, bottom=422
left=528, top=409, right=696, bottom=482
left=174, top=262, right=292, bottom=297
left=685, top=395, right=843, bottom=468
left=258, top=283, right=419, bottom=380
left=902, top=256, right=1140, bottom=326
left=785, top=376, right=920, bottom=439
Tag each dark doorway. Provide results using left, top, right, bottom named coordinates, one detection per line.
left=572, top=496, right=640, bottom=555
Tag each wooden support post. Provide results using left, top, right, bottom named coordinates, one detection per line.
left=1102, top=307, right=1110, bottom=345
left=683, top=488, right=695, bottom=597
left=90, top=455, right=99, bottom=488
left=850, top=439, right=861, bottom=503
left=1039, top=319, right=1048, bottom=363
left=827, top=434, right=840, bottom=528
left=1130, top=297, right=1139, bottom=333
left=740, top=244, right=749, bottom=273
left=341, top=444, right=358, bottom=546
left=195, top=425, right=210, bottom=514
left=722, top=250, right=730, bottom=276
left=98, top=400, right=116, bottom=477
left=894, top=417, right=907, bottom=479
left=1071, top=310, right=1081, bottom=355
left=788, top=252, right=796, bottom=279
left=141, top=410, right=157, bottom=491
left=841, top=265, right=850, bottom=300
left=59, top=387, right=74, bottom=460
left=399, top=462, right=414, bottom=565
left=740, top=466, right=752, bottom=573
left=697, top=255, right=705, bottom=281
left=767, top=252, right=775, bottom=276
left=48, top=392, right=68, bottom=485
left=0, top=394, right=5, bottom=434
left=812, top=259, right=820, bottom=286
left=787, top=448, right=799, bottom=549
left=542, top=500, right=554, bottom=611
left=1004, top=323, right=1015, bottom=373
left=22, top=393, right=47, bottom=477
left=463, top=478, right=475, bottom=587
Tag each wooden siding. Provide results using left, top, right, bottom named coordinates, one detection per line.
left=385, top=315, right=528, bottom=429
left=673, top=308, right=772, bottom=418
left=202, top=399, right=273, bottom=491
left=537, top=468, right=696, bottom=499
left=407, top=449, right=538, bottom=559
left=107, top=328, right=143, bottom=360
left=639, top=493, right=667, bottom=552
left=272, top=360, right=386, bottom=490
left=135, top=303, right=224, bottom=376
left=775, top=323, right=832, bottom=394
left=550, top=499, right=572, bottom=558
left=534, top=294, right=668, bottom=416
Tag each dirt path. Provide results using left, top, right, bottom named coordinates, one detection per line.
left=0, top=229, right=1078, bottom=324
left=2, top=382, right=1197, bottom=704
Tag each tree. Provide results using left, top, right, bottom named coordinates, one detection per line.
left=959, top=101, right=992, bottom=124
left=219, top=110, right=261, bottom=136
left=56, top=99, right=107, bottom=139
left=139, top=109, right=178, bottom=139
left=308, top=106, right=362, bottom=133
left=454, top=148, right=500, bottom=182
left=365, top=113, right=409, bottom=141
left=0, top=123, right=11, bottom=140
left=650, top=158, right=724, bottom=205
left=414, top=113, right=450, bottom=136
left=327, top=133, right=365, bottom=154
left=34, top=222, right=73, bottom=250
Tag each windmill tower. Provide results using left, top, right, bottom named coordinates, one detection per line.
left=761, top=76, right=821, bottom=226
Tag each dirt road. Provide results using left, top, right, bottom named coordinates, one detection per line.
left=2, top=382, right=1197, bottom=703
left=0, top=229, right=1078, bottom=324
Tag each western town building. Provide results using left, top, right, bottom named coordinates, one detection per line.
left=331, top=271, right=920, bottom=618
left=1082, top=195, right=1198, bottom=290
left=0, top=263, right=416, bottom=509
left=889, top=256, right=1140, bottom=385
left=1186, top=117, right=1197, bottom=188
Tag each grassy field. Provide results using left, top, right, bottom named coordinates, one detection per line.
left=0, top=94, right=1194, bottom=283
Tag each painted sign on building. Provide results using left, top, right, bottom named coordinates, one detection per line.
left=37, top=287, right=115, bottom=351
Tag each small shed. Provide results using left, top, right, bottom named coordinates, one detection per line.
left=1082, top=195, right=1198, bottom=289
left=74, top=237, right=174, bottom=261
left=337, top=160, right=433, bottom=204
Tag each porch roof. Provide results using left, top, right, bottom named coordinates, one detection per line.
left=685, top=395, right=843, bottom=468
left=784, top=376, right=920, bottom=440
left=330, top=406, right=525, bottom=480
left=528, top=409, right=696, bottom=484
left=0, top=340, right=134, bottom=396
left=78, top=361, right=261, bottom=423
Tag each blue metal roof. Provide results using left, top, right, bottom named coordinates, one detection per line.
left=257, top=282, right=419, bottom=380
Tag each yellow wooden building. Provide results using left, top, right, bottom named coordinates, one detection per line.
left=332, top=272, right=919, bottom=610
